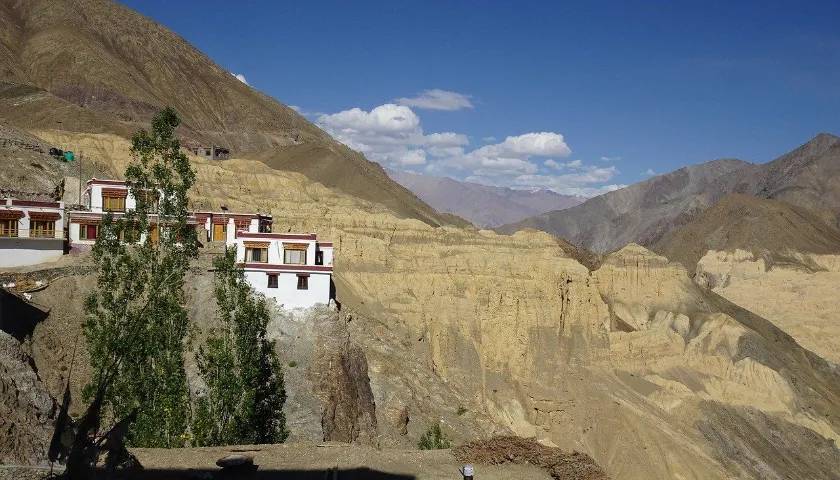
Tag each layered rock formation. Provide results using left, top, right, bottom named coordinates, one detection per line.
left=22, top=131, right=840, bottom=479
left=695, top=250, right=840, bottom=365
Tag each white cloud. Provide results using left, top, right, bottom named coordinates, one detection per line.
left=544, top=158, right=582, bottom=170
left=396, top=89, right=473, bottom=111
left=643, top=168, right=656, bottom=176
left=482, top=136, right=497, bottom=143
left=600, top=155, right=621, bottom=162
left=423, top=132, right=469, bottom=147
left=317, top=102, right=621, bottom=197
left=231, top=72, right=249, bottom=85
left=476, top=132, right=571, bottom=158
left=318, top=104, right=420, bottom=135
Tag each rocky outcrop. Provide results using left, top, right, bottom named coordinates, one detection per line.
left=314, top=324, right=377, bottom=444
left=0, top=330, right=54, bottom=465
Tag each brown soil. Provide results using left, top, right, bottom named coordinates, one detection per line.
left=654, top=193, right=840, bottom=271
left=453, top=436, right=610, bottom=480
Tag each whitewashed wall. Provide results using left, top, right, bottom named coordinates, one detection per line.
left=0, top=238, right=64, bottom=267
left=245, top=270, right=331, bottom=309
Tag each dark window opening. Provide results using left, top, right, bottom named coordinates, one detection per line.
left=315, top=251, right=324, bottom=265
left=268, top=274, right=278, bottom=289
left=296, top=275, right=308, bottom=290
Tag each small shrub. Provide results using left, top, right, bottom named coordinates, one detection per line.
left=288, top=361, right=298, bottom=368
left=456, top=406, right=468, bottom=416
left=418, top=422, right=451, bottom=450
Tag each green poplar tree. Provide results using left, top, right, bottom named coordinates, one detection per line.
left=83, top=107, right=197, bottom=448
left=193, top=247, right=288, bottom=446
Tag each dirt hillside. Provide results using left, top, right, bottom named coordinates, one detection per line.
left=0, top=0, right=457, bottom=226
left=654, top=193, right=840, bottom=271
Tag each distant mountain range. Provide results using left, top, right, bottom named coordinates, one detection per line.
left=499, top=133, right=840, bottom=253
left=387, top=169, right=584, bottom=227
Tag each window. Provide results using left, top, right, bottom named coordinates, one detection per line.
left=315, top=251, right=324, bottom=266
left=247, top=247, right=268, bottom=263
left=284, top=248, right=306, bottom=265
left=30, top=220, right=55, bottom=238
left=0, top=219, right=18, bottom=238
left=103, top=195, right=126, bottom=212
left=267, top=274, right=278, bottom=288
left=79, top=224, right=99, bottom=240
left=296, top=274, right=308, bottom=290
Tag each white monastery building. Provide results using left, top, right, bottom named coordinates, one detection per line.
left=229, top=231, right=334, bottom=309
left=4, top=177, right=334, bottom=310
left=67, top=178, right=200, bottom=247
left=0, top=198, right=65, bottom=268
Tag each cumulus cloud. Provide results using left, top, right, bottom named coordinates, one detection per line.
left=396, top=89, right=473, bottom=111
left=317, top=104, right=461, bottom=167
left=231, top=72, right=249, bottom=85
left=317, top=102, right=621, bottom=196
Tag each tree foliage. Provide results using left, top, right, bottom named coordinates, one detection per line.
left=193, top=247, right=288, bottom=446
left=83, top=107, right=197, bottom=448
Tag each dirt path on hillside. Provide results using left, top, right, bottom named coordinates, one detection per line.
left=130, top=442, right=552, bottom=479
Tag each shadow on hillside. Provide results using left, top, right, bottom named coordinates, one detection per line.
left=101, top=466, right=415, bottom=480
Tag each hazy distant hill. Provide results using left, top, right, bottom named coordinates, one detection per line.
left=500, top=133, right=840, bottom=252
left=387, top=169, right=584, bottom=227
left=0, top=0, right=458, bottom=226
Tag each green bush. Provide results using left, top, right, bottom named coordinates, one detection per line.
left=288, top=360, right=298, bottom=368
left=456, top=406, right=468, bottom=416
left=418, top=422, right=451, bottom=450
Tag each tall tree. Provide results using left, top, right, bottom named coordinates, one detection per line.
left=83, top=107, right=197, bottom=448
left=193, top=247, right=288, bottom=446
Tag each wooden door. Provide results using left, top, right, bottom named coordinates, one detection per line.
left=150, top=226, right=159, bottom=244
left=213, top=223, right=225, bottom=241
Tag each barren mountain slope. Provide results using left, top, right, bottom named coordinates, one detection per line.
left=654, top=193, right=840, bottom=271
left=499, top=158, right=753, bottom=251
left=21, top=131, right=840, bottom=480
left=387, top=169, right=584, bottom=227
left=0, top=0, right=456, bottom=226
left=502, top=133, right=840, bottom=253
left=755, top=132, right=840, bottom=227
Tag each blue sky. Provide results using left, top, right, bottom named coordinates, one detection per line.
left=122, top=0, right=840, bottom=196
